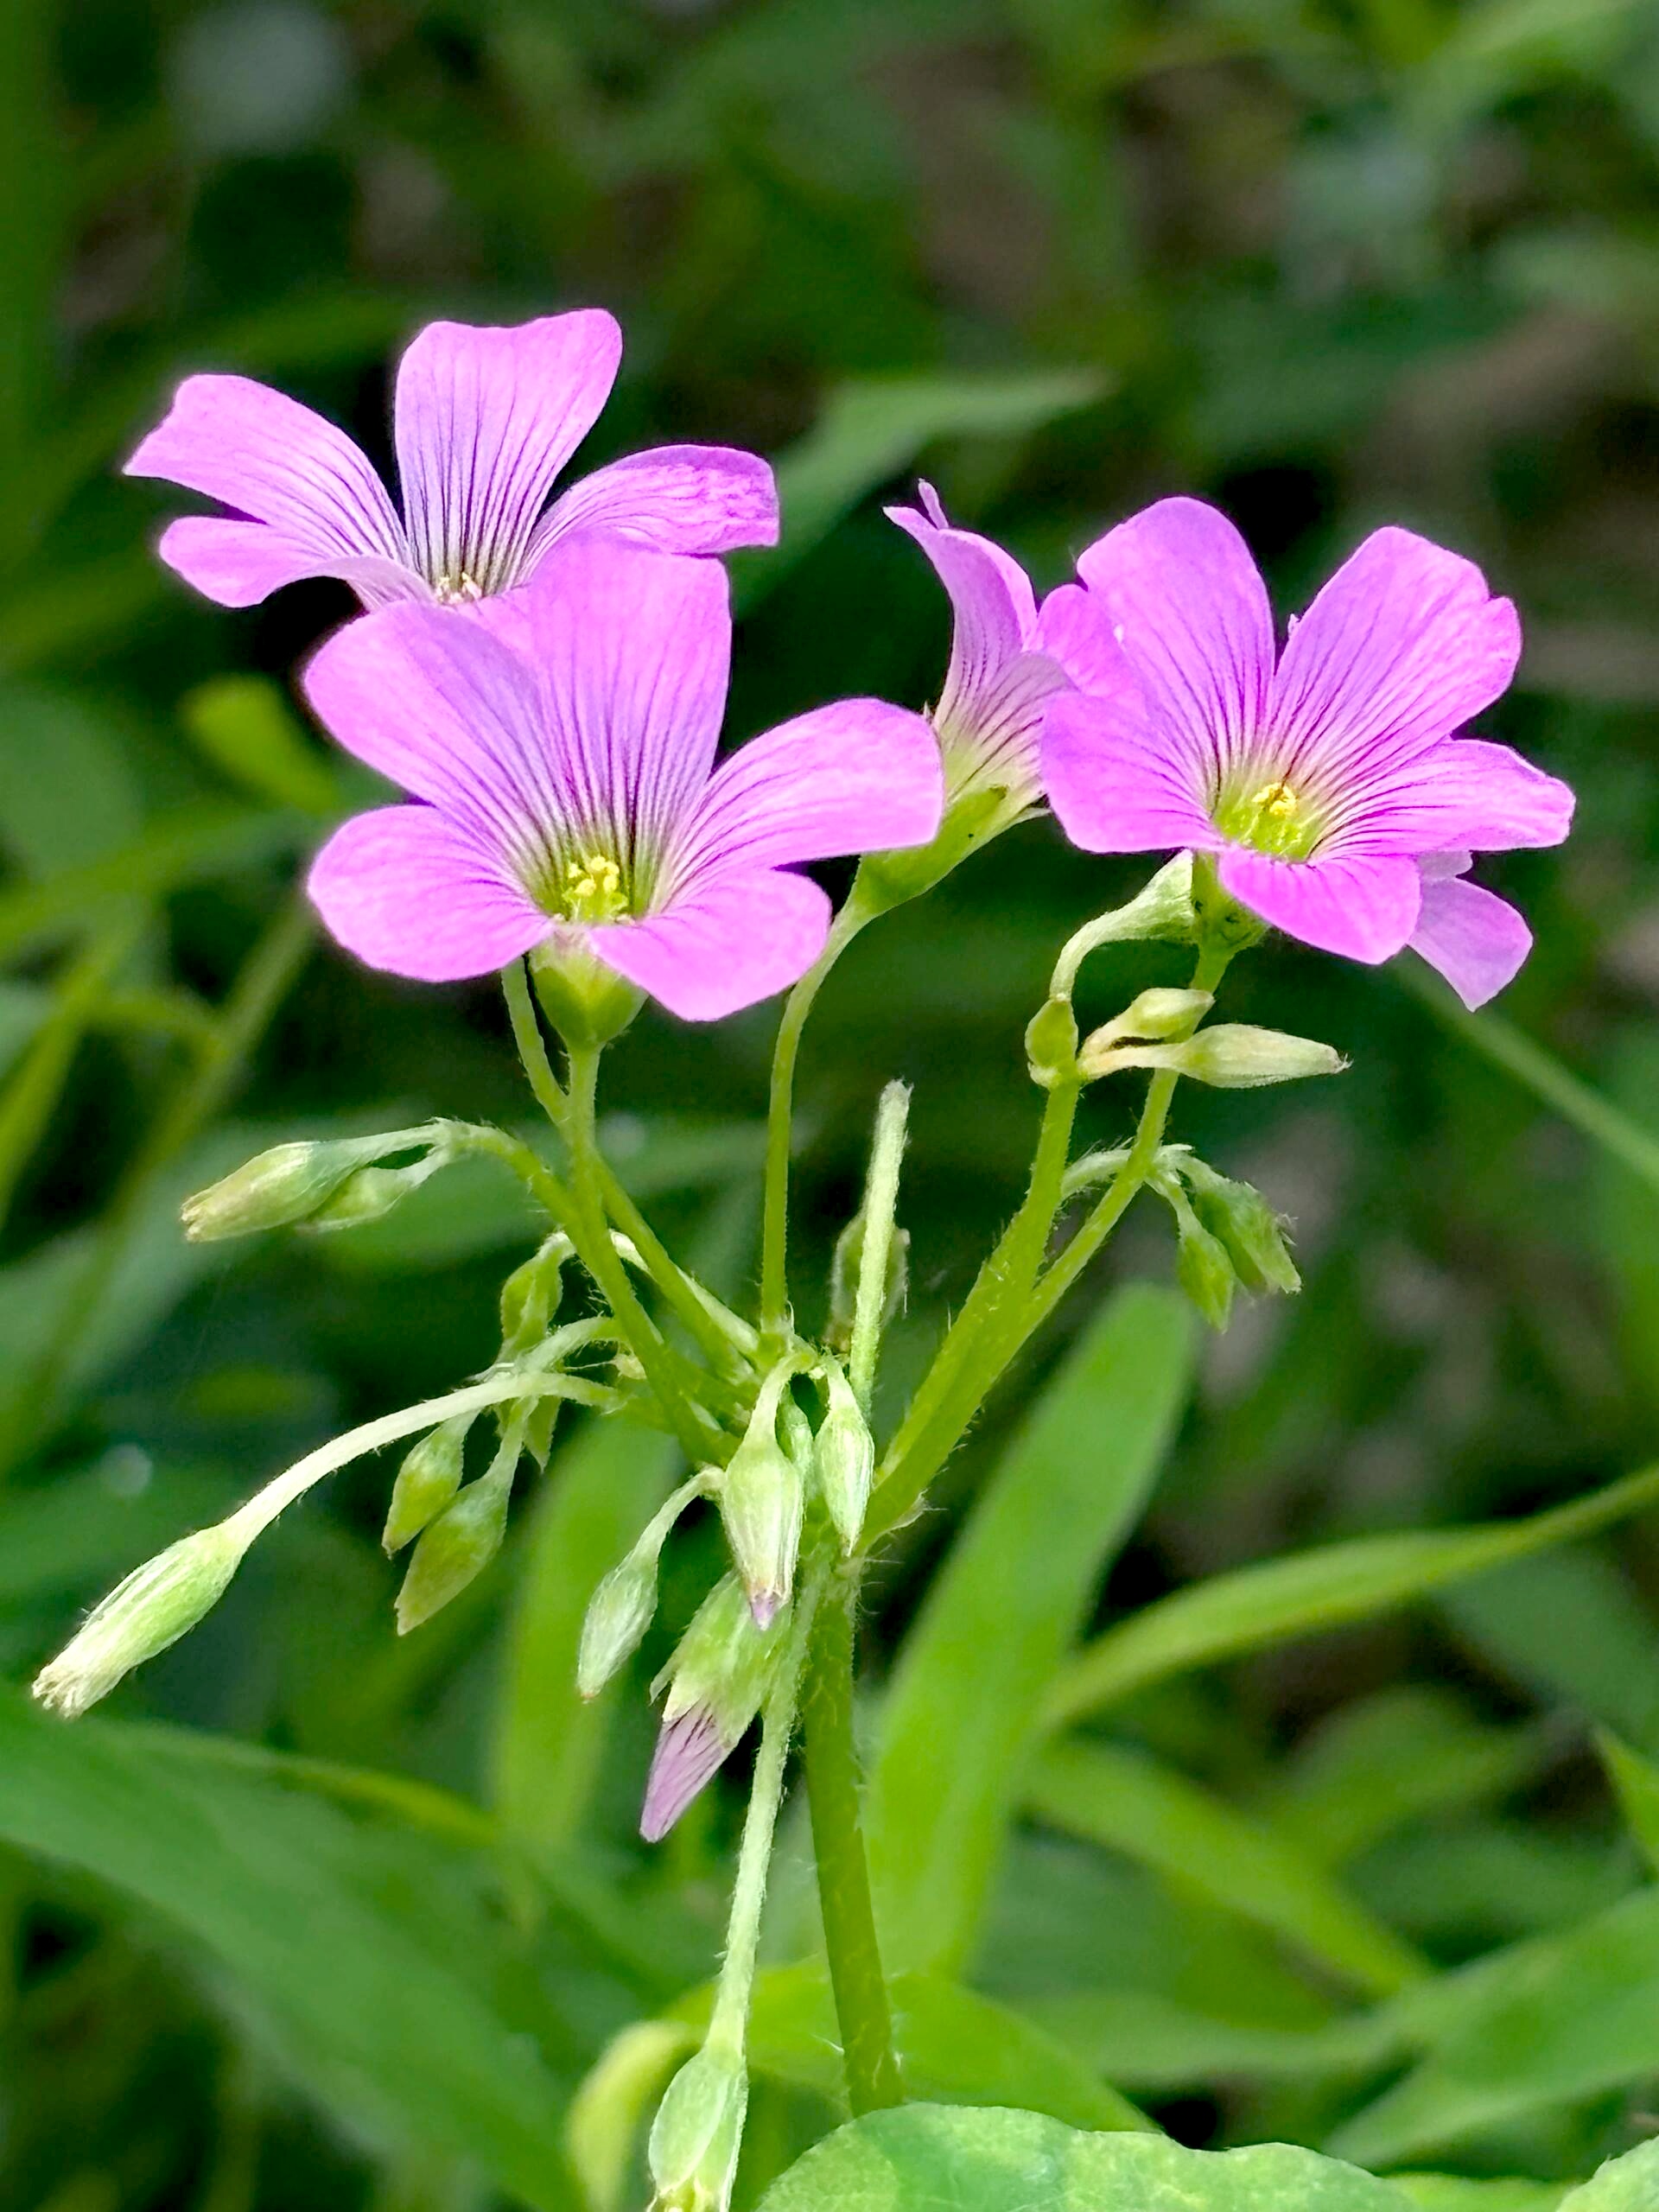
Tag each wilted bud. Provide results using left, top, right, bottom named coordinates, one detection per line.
left=382, top=1415, right=471, bottom=1554
left=34, top=1522, right=250, bottom=1717
left=1024, top=995, right=1080, bottom=1089
left=1180, top=1160, right=1300, bottom=1295
left=647, top=2040, right=747, bottom=2212
left=395, top=1443, right=518, bottom=1634
left=1082, top=1022, right=1345, bottom=1089
left=499, top=1233, right=570, bottom=1356
left=718, top=1376, right=804, bottom=1628
left=304, top=1150, right=448, bottom=1232
left=816, top=1358, right=874, bottom=1552
left=643, top=1574, right=789, bottom=1839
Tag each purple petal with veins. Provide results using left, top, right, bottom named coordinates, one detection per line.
left=641, top=1707, right=732, bottom=1841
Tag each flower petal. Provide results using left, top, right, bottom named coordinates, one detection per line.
left=394, top=312, right=622, bottom=594
left=1328, top=736, right=1575, bottom=856
left=1409, top=874, right=1533, bottom=1008
left=308, top=806, right=548, bottom=982
left=527, top=443, right=779, bottom=567
left=590, top=870, right=831, bottom=1021
left=1217, top=849, right=1422, bottom=964
left=641, top=1707, right=730, bottom=1841
left=1040, top=688, right=1218, bottom=855
left=671, top=699, right=943, bottom=886
left=888, top=490, right=1038, bottom=727
left=303, top=601, right=563, bottom=862
left=1271, top=527, right=1522, bottom=788
left=1075, top=497, right=1274, bottom=789
left=125, top=373, right=408, bottom=602
left=1035, top=582, right=1127, bottom=696
left=156, top=518, right=428, bottom=610
left=488, top=539, right=732, bottom=871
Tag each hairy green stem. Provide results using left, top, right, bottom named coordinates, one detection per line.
left=761, top=908, right=865, bottom=1338
left=800, top=1557, right=903, bottom=2112
left=849, top=1082, right=909, bottom=1411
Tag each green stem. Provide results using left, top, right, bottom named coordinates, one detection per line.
left=800, top=1557, right=903, bottom=2112
left=761, top=908, right=865, bottom=1338
left=848, top=1083, right=909, bottom=1412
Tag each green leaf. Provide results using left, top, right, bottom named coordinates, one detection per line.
left=1026, top=1738, right=1427, bottom=1996
left=1558, top=2140, right=1659, bottom=2212
left=754, top=2102, right=1411, bottom=2212
left=0, top=683, right=143, bottom=875
left=731, top=367, right=1105, bottom=610
left=1602, top=1732, right=1659, bottom=1873
left=490, top=1414, right=681, bottom=1847
left=0, top=1692, right=579, bottom=2207
left=1392, top=2180, right=1572, bottom=2212
left=181, top=676, right=344, bottom=815
left=1048, top=1460, right=1659, bottom=1728
left=868, top=1284, right=1194, bottom=1974
left=1330, top=1887, right=1659, bottom=2167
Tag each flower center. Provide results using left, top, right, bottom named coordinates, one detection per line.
left=556, top=852, right=630, bottom=925
left=1213, top=777, right=1320, bottom=861
left=433, top=570, right=483, bottom=606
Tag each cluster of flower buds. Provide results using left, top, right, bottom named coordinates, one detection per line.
left=181, top=1122, right=460, bottom=1241
left=1152, top=1151, right=1302, bottom=1332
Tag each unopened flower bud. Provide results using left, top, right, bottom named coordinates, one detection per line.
left=647, top=2040, right=747, bottom=2212
left=1094, top=987, right=1214, bottom=1049
left=1181, top=1160, right=1300, bottom=1295
left=1050, top=854, right=1198, bottom=997
left=1082, top=1022, right=1345, bottom=1089
left=642, top=1574, right=788, bottom=1838
left=181, top=1139, right=365, bottom=1241
left=382, top=1415, right=471, bottom=1554
left=1024, top=995, right=1079, bottom=1089
left=816, top=1358, right=874, bottom=1552
left=33, top=1521, right=251, bottom=1717
left=718, top=1374, right=804, bottom=1628
left=304, top=1151, right=448, bottom=1232
left=577, top=1476, right=707, bottom=1700
left=395, top=1441, right=518, bottom=1634
left=499, top=1233, right=570, bottom=1356
left=1171, top=1196, right=1236, bottom=1332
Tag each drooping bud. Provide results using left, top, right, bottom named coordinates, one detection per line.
left=499, top=1233, right=571, bottom=1357
left=182, top=1126, right=447, bottom=1241
left=394, top=1430, right=520, bottom=1633
left=647, top=2040, right=747, bottom=2212
left=1024, top=995, right=1080, bottom=1090
left=1049, top=854, right=1198, bottom=997
left=381, top=1415, right=471, bottom=1554
left=33, top=1521, right=251, bottom=1717
left=578, top=1475, right=709, bottom=1700
left=1179, top=1160, right=1300, bottom=1295
left=642, top=1574, right=789, bottom=1839
left=304, top=1148, right=451, bottom=1232
left=1162, top=1180, right=1236, bottom=1332
left=717, top=1372, right=804, bottom=1628
left=815, top=1357, right=874, bottom=1552
left=1080, top=1022, right=1346, bottom=1089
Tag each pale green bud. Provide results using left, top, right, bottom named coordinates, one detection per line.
left=499, top=1232, right=570, bottom=1356
left=181, top=1138, right=366, bottom=1241
left=578, top=1472, right=711, bottom=1700
left=33, top=1522, right=250, bottom=1717
left=395, top=1447, right=516, bottom=1634
left=654, top=1573, right=788, bottom=1738
left=1082, top=1022, right=1346, bottom=1089
left=304, top=1151, right=448, bottom=1231
left=1180, top=1160, right=1300, bottom=1295
left=1173, top=1198, right=1236, bottom=1332
left=816, top=1358, right=874, bottom=1552
left=1024, top=995, right=1080, bottom=1090
left=381, top=1415, right=471, bottom=1554
left=1092, top=987, right=1214, bottom=1049
left=718, top=1382, right=804, bottom=1629
left=647, top=2041, right=747, bottom=2212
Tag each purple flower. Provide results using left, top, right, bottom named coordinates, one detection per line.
left=301, top=540, right=943, bottom=1020
left=640, top=1706, right=728, bottom=1842
left=1041, top=499, right=1573, bottom=1007
left=886, top=483, right=1118, bottom=826
left=124, top=311, right=778, bottom=611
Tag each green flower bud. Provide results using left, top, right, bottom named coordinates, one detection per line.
left=647, top=2040, right=747, bottom=2212
left=394, top=1442, right=518, bottom=1634
left=1180, top=1160, right=1300, bottom=1295
left=33, top=1521, right=251, bottom=1717
left=1024, top=995, right=1080, bottom=1089
left=577, top=1476, right=708, bottom=1700
left=381, top=1415, right=471, bottom=1554
left=1084, top=1022, right=1346, bottom=1089
left=718, top=1376, right=804, bottom=1629
left=1093, top=987, right=1214, bottom=1048
left=304, top=1151, right=448, bottom=1232
left=531, top=936, right=642, bottom=1051
left=181, top=1138, right=367, bottom=1241
left=816, top=1357, right=874, bottom=1553
left=1173, top=1199, right=1236, bottom=1332
left=499, top=1232, right=571, bottom=1356
left=654, top=1573, right=788, bottom=1739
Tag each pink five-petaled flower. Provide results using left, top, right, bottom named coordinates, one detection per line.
left=301, top=539, right=944, bottom=1020
left=885, top=482, right=1118, bottom=829
left=1040, top=499, right=1574, bottom=1008
left=124, top=310, right=778, bottom=611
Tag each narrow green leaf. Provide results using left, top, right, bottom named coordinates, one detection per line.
left=755, top=2103, right=1410, bottom=2212
left=869, top=1284, right=1194, bottom=1974
left=0, top=1693, right=578, bottom=2207
left=1441, top=1547, right=1659, bottom=1753
left=1330, top=1886, right=1659, bottom=2167
left=490, top=1415, right=680, bottom=1847
left=1048, top=1460, right=1659, bottom=1727
left=731, top=367, right=1105, bottom=610
left=1027, top=1738, right=1428, bottom=1996
left=181, top=676, right=344, bottom=816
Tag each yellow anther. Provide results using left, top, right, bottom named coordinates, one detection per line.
left=1249, top=779, right=1300, bottom=820
left=559, top=852, right=628, bottom=922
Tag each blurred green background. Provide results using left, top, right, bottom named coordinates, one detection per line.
left=5, top=0, right=1659, bottom=2206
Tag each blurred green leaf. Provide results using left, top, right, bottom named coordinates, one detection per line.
left=755, top=2103, right=1409, bottom=2211
left=1557, top=2142, right=1659, bottom=2212
left=0, top=1693, right=580, bottom=2208
left=1027, top=1738, right=1428, bottom=1996
left=181, top=676, right=344, bottom=816
left=869, top=1284, right=1194, bottom=1974
left=0, top=683, right=143, bottom=874
left=1392, top=2181, right=1571, bottom=2212
left=1441, top=1548, right=1659, bottom=1754
left=1049, top=1461, right=1659, bottom=1727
